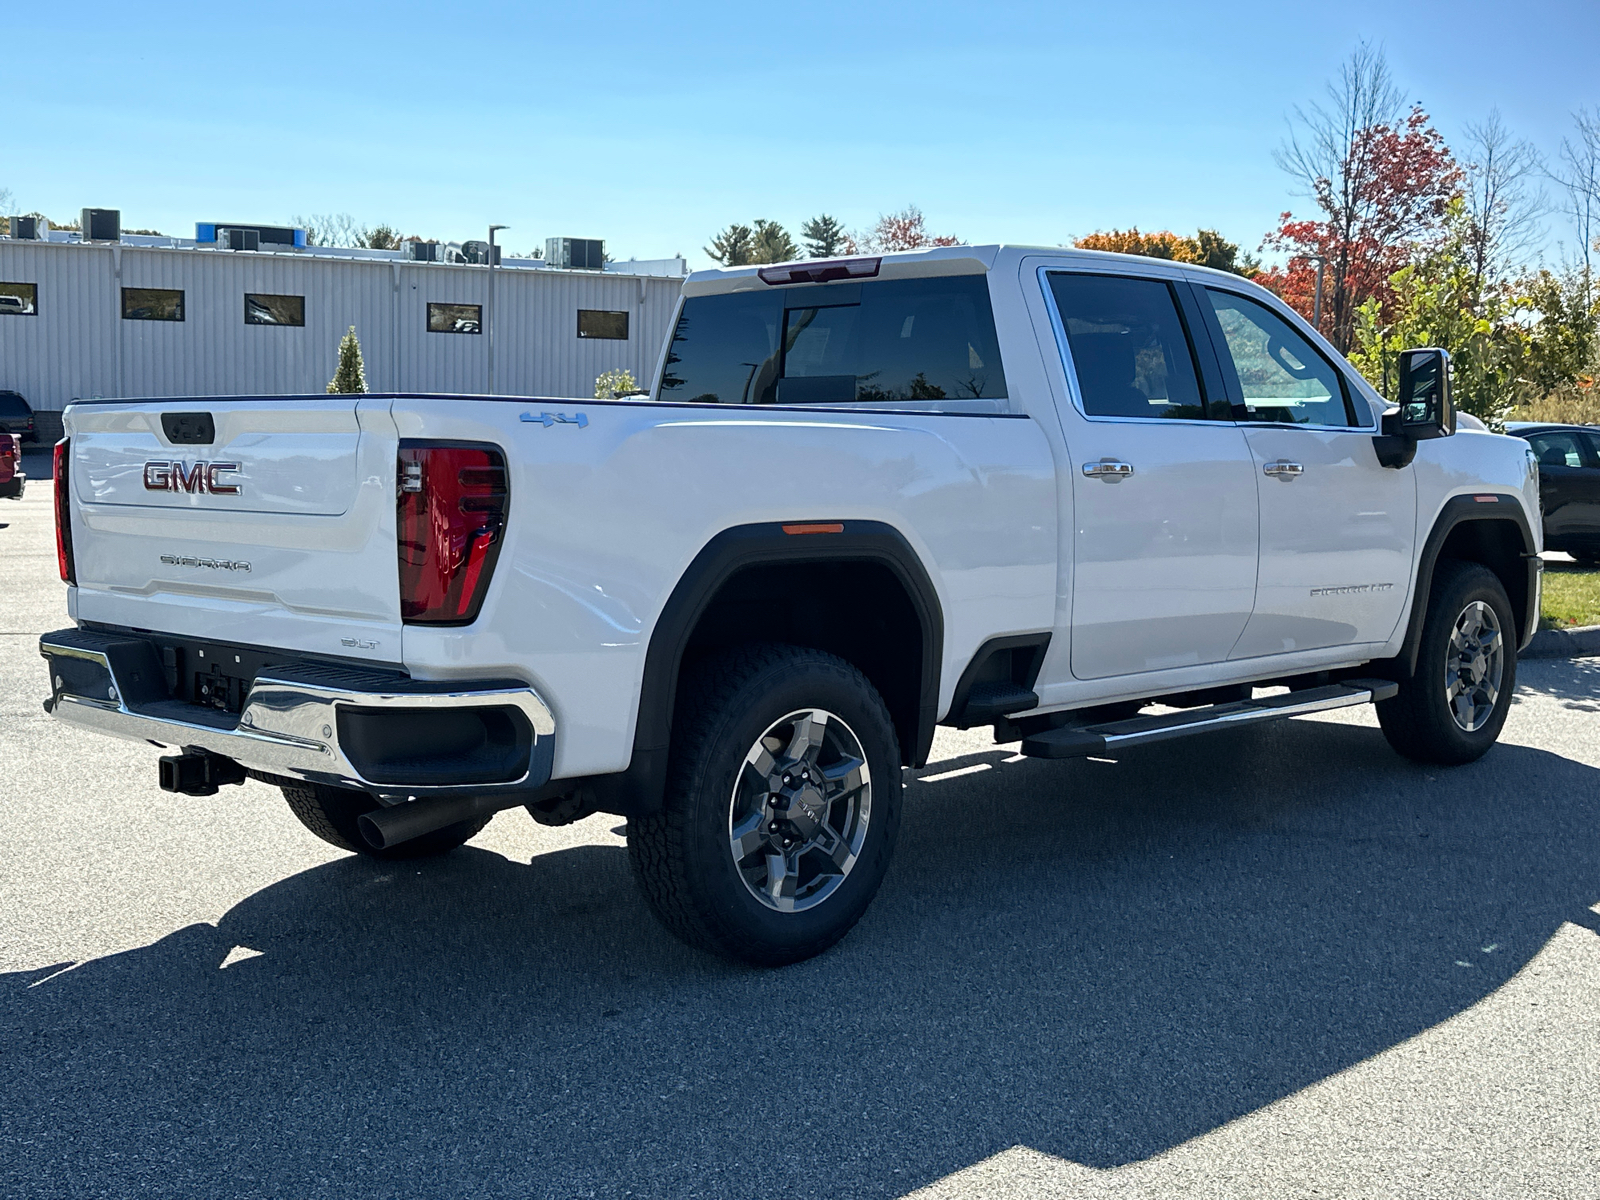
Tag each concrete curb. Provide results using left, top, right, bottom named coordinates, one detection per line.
left=1521, top=624, right=1600, bottom=659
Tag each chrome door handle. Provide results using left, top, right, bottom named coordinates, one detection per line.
left=1263, top=460, right=1304, bottom=480
left=1083, top=459, right=1134, bottom=481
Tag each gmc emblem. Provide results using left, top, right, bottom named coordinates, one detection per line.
left=143, top=460, right=242, bottom=496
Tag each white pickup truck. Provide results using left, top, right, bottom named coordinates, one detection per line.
left=41, top=245, right=1541, bottom=965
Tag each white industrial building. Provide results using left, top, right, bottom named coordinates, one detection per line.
left=0, top=218, right=686, bottom=442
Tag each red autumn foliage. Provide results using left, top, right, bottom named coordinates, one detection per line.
left=1265, top=106, right=1462, bottom=349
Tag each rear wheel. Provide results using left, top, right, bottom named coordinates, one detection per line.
left=627, top=644, right=902, bottom=966
left=279, top=782, right=489, bottom=859
left=1377, top=560, right=1517, bottom=765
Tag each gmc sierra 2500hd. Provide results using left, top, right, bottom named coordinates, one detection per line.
left=41, top=245, right=1541, bottom=965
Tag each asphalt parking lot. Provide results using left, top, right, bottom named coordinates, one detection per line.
left=3, top=462, right=1599, bottom=1199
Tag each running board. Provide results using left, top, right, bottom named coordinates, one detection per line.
left=1020, top=679, right=1400, bottom=760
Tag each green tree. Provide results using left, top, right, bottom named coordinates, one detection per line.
left=362, top=225, right=401, bottom=250
left=800, top=214, right=848, bottom=258
left=705, top=223, right=754, bottom=265
left=326, top=326, right=368, bottom=394
left=595, top=368, right=642, bottom=399
left=1519, top=267, right=1600, bottom=397
left=750, top=219, right=798, bottom=263
left=1347, top=201, right=1528, bottom=428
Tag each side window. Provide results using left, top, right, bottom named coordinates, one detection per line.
left=656, top=276, right=1007, bottom=405
left=1046, top=273, right=1214, bottom=420
left=1528, top=431, right=1585, bottom=469
left=1580, top=432, right=1600, bottom=468
left=1205, top=289, right=1357, bottom=427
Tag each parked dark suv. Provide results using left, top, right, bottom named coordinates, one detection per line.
left=0, top=391, right=37, bottom=443
left=1509, top=422, right=1600, bottom=563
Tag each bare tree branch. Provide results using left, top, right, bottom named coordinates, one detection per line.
left=1462, top=109, right=1545, bottom=293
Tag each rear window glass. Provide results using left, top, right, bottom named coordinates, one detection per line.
left=657, top=275, right=1006, bottom=405
left=0, top=394, right=30, bottom=416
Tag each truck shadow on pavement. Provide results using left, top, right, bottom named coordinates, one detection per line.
left=4, top=715, right=1600, bottom=1199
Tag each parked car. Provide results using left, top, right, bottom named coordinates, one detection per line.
left=1507, top=422, right=1600, bottom=563
left=40, top=245, right=1541, bottom=966
left=0, top=390, right=37, bottom=443
left=0, top=432, right=24, bottom=498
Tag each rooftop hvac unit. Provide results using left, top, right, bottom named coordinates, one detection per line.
left=462, top=240, right=502, bottom=266
left=196, top=222, right=306, bottom=248
left=407, top=240, right=439, bottom=263
left=546, top=237, right=605, bottom=270
left=443, top=242, right=467, bottom=265
left=80, top=208, right=121, bottom=242
left=218, top=227, right=261, bottom=251
left=7, top=215, right=48, bottom=240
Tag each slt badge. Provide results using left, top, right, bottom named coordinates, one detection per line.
left=521, top=411, right=589, bottom=428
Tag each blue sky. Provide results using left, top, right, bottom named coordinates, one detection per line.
left=2, top=0, right=1596, bottom=268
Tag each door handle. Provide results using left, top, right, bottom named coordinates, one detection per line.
left=1083, top=459, right=1134, bottom=481
left=1263, top=460, right=1304, bottom=480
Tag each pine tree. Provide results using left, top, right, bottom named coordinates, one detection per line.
left=750, top=219, right=799, bottom=263
left=705, top=223, right=754, bottom=265
left=800, top=214, right=848, bottom=258
left=326, top=326, right=368, bottom=394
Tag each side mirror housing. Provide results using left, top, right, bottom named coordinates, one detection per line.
left=1372, top=347, right=1454, bottom=469
left=1396, top=346, right=1454, bottom=439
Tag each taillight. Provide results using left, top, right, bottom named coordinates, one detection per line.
left=54, top=438, right=76, bottom=585
left=396, top=442, right=508, bottom=625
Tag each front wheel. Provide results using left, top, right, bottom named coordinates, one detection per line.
left=1377, top=559, right=1517, bottom=765
left=627, top=644, right=903, bottom=966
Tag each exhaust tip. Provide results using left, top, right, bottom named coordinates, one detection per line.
left=356, top=811, right=391, bottom=850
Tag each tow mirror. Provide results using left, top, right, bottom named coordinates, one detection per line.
left=1374, top=347, right=1454, bottom=469
left=1397, top=347, right=1454, bottom=439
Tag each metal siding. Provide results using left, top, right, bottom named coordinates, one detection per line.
left=0, top=242, right=681, bottom=409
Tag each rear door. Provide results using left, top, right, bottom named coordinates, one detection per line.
left=1043, top=269, right=1259, bottom=680
left=1193, top=284, right=1416, bottom=658
left=1527, top=429, right=1595, bottom=550
left=66, top=397, right=402, bottom=661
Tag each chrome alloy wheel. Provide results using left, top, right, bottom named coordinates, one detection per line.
left=728, top=708, right=872, bottom=914
left=1445, top=600, right=1504, bottom=733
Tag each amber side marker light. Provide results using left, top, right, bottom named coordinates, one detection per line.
left=782, top=522, right=845, bottom=536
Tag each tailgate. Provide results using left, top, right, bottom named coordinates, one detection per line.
left=66, top=398, right=403, bottom=662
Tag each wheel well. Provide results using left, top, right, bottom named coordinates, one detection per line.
left=680, top=561, right=927, bottom=766
left=1435, top=518, right=1531, bottom=639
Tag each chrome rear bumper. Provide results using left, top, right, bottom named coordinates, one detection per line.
left=40, top=627, right=555, bottom=799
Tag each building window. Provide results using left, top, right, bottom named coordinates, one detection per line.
left=122, top=288, right=184, bottom=322
left=0, top=282, right=37, bottom=316
left=245, top=293, right=305, bottom=326
left=578, top=309, right=629, bottom=340
left=427, top=302, right=481, bottom=334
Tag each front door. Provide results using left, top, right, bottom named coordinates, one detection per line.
left=1196, top=286, right=1416, bottom=658
left=1045, top=271, right=1260, bottom=680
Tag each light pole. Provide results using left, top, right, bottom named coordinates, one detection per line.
left=487, top=224, right=508, bottom=394
left=1300, top=253, right=1328, bottom=332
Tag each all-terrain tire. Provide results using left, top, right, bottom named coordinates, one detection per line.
left=279, top=782, right=489, bottom=859
left=1377, top=559, right=1517, bottom=765
left=627, top=643, right=903, bottom=967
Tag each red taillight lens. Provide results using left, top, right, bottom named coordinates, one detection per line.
left=54, top=438, right=76, bottom=585
left=396, top=443, right=508, bottom=625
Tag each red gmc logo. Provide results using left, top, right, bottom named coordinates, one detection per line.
left=143, top=460, right=242, bottom=495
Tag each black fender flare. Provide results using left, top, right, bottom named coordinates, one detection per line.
left=1395, top=493, right=1538, bottom=675
left=584, top=520, right=943, bottom=817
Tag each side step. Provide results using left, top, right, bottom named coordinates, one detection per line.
left=1020, top=679, right=1400, bottom=760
